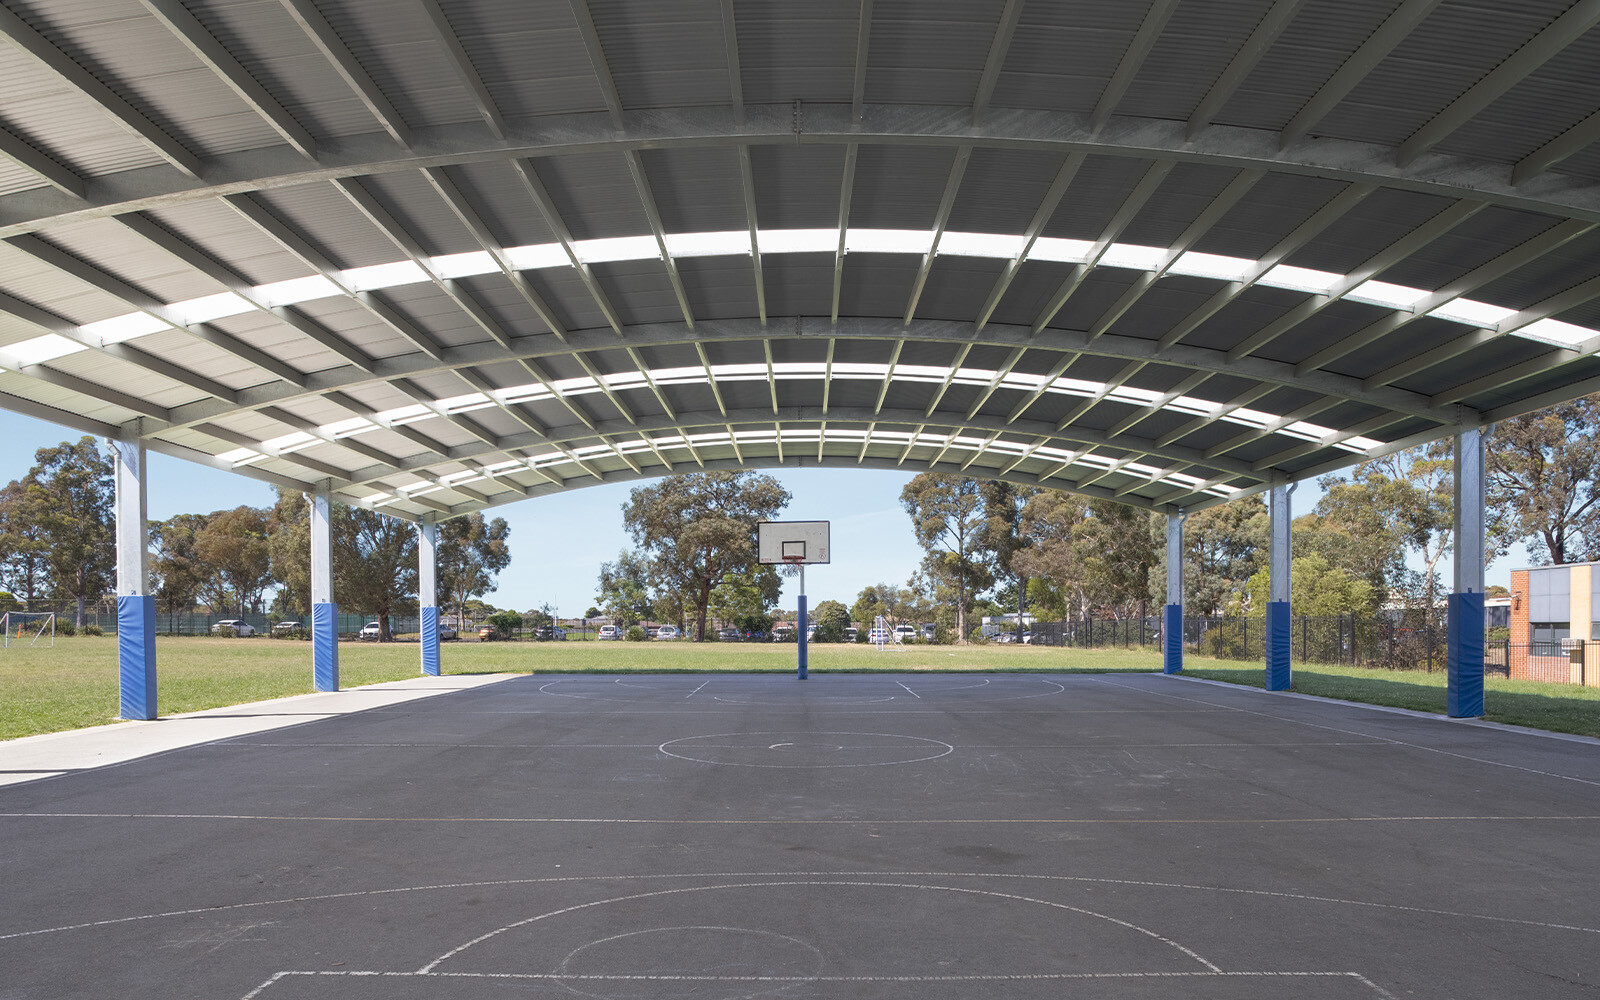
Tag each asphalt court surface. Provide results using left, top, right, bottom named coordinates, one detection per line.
left=2, top=671, right=1598, bottom=998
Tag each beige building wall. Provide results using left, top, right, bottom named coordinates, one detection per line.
left=1571, top=565, right=1592, bottom=685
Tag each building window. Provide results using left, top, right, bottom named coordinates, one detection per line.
left=1532, top=622, right=1570, bottom=643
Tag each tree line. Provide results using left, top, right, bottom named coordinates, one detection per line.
left=596, top=398, right=1600, bottom=637
left=0, top=437, right=512, bottom=637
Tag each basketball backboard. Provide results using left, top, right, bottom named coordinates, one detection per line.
left=757, top=520, right=830, bottom=564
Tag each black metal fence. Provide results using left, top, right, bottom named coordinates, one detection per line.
left=1024, top=613, right=1510, bottom=676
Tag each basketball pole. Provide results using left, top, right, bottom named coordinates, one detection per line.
left=797, top=561, right=808, bottom=680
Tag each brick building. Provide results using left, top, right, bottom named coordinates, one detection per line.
left=1509, top=564, right=1600, bottom=686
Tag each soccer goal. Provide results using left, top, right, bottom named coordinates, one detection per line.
left=2, top=611, right=56, bottom=648
left=872, top=615, right=905, bottom=652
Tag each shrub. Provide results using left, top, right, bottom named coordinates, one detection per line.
left=486, top=610, right=524, bottom=638
left=56, top=620, right=77, bottom=637
left=932, top=624, right=953, bottom=645
left=967, top=625, right=988, bottom=644
left=81, top=623, right=104, bottom=637
left=625, top=625, right=648, bottom=642
left=213, top=625, right=236, bottom=638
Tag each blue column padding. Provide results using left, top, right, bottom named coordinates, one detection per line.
left=1163, top=604, right=1183, bottom=674
left=1448, top=591, right=1485, bottom=718
left=313, top=602, right=338, bottom=692
left=797, top=595, right=808, bottom=680
left=420, top=605, right=440, bottom=676
left=117, top=595, right=156, bottom=720
left=1266, top=600, right=1291, bottom=691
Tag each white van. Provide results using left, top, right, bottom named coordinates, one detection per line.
left=598, top=624, right=620, bottom=640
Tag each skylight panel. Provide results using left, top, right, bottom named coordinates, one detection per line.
left=216, top=447, right=261, bottom=466
left=82, top=312, right=167, bottom=344
left=342, top=260, right=428, bottom=291
left=257, top=274, right=340, bottom=307
left=1169, top=251, right=1256, bottom=282
left=1515, top=318, right=1591, bottom=347
left=665, top=231, right=751, bottom=258
left=321, top=416, right=376, bottom=438
left=262, top=431, right=316, bottom=452
left=844, top=229, right=936, bottom=256
left=938, top=232, right=1028, bottom=258
left=170, top=292, right=253, bottom=326
left=1428, top=298, right=1514, bottom=327
left=1097, top=244, right=1166, bottom=271
left=573, top=235, right=661, bottom=264
left=432, top=250, right=497, bottom=279
left=498, top=383, right=549, bottom=404
left=758, top=228, right=839, bottom=254
left=1347, top=280, right=1430, bottom=311
left=3, top=334, right=85, bottom=366
left=1259, top=264, right=1341, bottom=295
left=503, top=243, right=571, bottom=270
left=1026, top=237, right=1095, bottom=263
left=375, top=402, right=433, bottom=425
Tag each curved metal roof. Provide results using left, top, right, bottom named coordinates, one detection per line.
left=2, top=0, right=1600, bottom=521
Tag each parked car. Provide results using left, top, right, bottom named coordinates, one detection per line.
left=598, top=624, right=620, bottom=640
left=867, top=627, right=891, bottom=644
left=845, top=627, right=858, bottom=642
left=211, top=619, right=255, bottom=637
left=920, top=623, right=937, bottom=641
left=771, top=625, right=796, bottom=642
left=358, top=621, right=381, bottom=640
left=270, top=620, right=300, bottom=635
left=477, top=624, right=502, bottom=641
left=894, top=624, right=917, bottom=641
left=655, top=625, right=679, bottom=639
left=438, top=624, right=458, bottom=640
left=717, top=626, right=740, bottom=641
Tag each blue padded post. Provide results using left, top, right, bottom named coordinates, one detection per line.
left=420, top=605, right=440, bottom=677
left=117, top=595, right=156, bottom=720
left=1163, top=604, right=1183, bottom=674
left=1266, top=600, right=1291, bottom=691
left=1447, top=591, right=1485, bottom=718
left=313, top=602, right=338, bottom=692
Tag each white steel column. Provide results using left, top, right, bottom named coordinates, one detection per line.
left=1267, top=483, right=1292, bottom=690
left=310, top=488, right=337, bottom=691
left=1163, top=512, right=1185, bottom=674
left=1449, top=427, right=1486, bottom=717
left=419, top=520, right=440, bottom=676
left=111, top=438, right=156, bottom=720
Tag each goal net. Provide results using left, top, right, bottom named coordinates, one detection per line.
left=2, top=611, right=56, bottom=648
left=872, top=615, right=904, bottom=652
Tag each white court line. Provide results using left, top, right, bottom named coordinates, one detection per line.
left=1089, top=676, right=1600, bottom=789
left=245, top=968, right=1394, bottom=999
left=8, top=812, right=1596, bottom=826
left=895, top=681, right=921, bottom=699
left=685, top=679, right=710, bottom=699
left=416, top=880, right=1222, bottom=974
left=5, top=869, right=1595, bottom=947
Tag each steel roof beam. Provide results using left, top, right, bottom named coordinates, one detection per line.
left=736, top=145, right=767, bottom=324
left=875, top=339, right=905, bottom=415
left=1278, top=0, right=1444, bottom=149
left=1033, top=159, right=1174, bottom=335
left=831, top=143, right=859, bottom=325
left=1104, top=370, right=1211, bottom=438
left=0, top=3, right=202, bottom=177
left=1054, top=360, right=1146, bottom=430
left=1005, top=352, right=1079, bottom=423
left=1293, top=217, right=1596, bottom=374
left=924, top=342, right=974, bottom=417
left=277, top=0, right=410, bottom=146
left=976, top=152, right=1085, bottom=331
left=1156, top=182, right=1376, bottom=350
left=853, top=0, right=874, bottom=123
left=719, top=0, right=744, bottom=121
left=509, top=158, right=623, bottom=334
left=1185, top=0, right=1306, bottom=139
left=568, top=0, right=625, bottom=129
left=1513, top=108, right=1600, bottom=184
left=147, top=314, right=1472, bottom=441
left=902, top=146, right=972, bottom=325
left=1155, top=384, right=1276, bottom=448
left=624, top=149, right=695, bottom=329
left=1201, top=396, right=1340, bottom=459
left=1227, top=197, right=1485, bottom=361
left=1087, top=169, right=1263, bottom=339
left=1090, top=0, right=1178, bottom=134
left=1252, top=413, right=1399, bottom=470
left=971, top=0, right=1024, bottom=125
left=1397, top=0, right=1600, bottom=168
left=140, top=0, right=316, bottom=159
left=12, top=104, right=1600, bottom=238
left=0, top=125, right=84, bottom=198
left=417, top=0, right=506, bottom=139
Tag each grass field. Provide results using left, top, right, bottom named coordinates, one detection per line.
left=1, top=636, right=1597, bottom=741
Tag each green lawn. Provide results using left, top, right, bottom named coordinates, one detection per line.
left=2, top=636, right=1597, bottom=741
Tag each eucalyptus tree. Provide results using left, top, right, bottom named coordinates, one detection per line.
left=1487, top=395, right=1600, bottom=565
left=437, top=512, right=512, bottom=629
left=900, top=473, right=987, bottom=641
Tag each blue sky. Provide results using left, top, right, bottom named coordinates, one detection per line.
left=0, top=409, right=1516, bottom=616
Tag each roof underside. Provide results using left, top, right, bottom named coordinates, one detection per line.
left=3, top=0, right=1600, bottom=521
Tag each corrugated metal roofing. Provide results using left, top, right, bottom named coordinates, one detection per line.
left=0, top=0, right=1596, bottom=519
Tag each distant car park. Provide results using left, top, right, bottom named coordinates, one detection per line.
left=655, top=625, right=678, bottom=639
left=717, top=626, right=740, bottom=641
left=270, top=621, right=300, bottom=635
left=598, top=625, right=620, bottom=640
left=211, top=619, right=255, bottom=637
left=358, top=621, right=381, bottom=640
